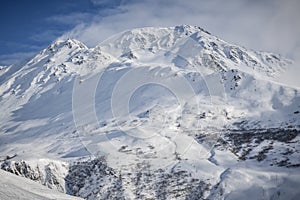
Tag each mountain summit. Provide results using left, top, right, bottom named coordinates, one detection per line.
left=0, top=25, right=299, bottom=199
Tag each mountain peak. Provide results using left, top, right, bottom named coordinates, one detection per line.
left=174, top=24, right=211, bottom=35
left=94, top=26, right=289, bottom=79
left=47, top=38, right=88, bottom=53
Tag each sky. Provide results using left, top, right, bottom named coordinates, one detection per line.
left=0, top=0, right=299, bottom=86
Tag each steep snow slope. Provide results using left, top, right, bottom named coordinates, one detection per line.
left=0, top=169, right=83, bottom=200
left=0, top=25, right=299, bottom=199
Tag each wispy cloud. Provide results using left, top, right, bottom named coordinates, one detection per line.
left=30, top=29, right=65, bottom=42
left=90, top=0, right=125, bottom=8
left=46, top=12, right=94, bottom=26
left=280, top=45, right=300, bottom=88
left=0, top=41, right=41, bottom=52
left=0, top=52, right=37, bottom=66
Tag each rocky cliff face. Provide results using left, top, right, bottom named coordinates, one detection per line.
left=1, top=159, right=68, bottom=193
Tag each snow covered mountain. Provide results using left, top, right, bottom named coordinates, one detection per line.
left=0, top=25, right=299, bottom=199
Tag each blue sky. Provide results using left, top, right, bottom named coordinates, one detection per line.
left=0, top=0, right=109, bottom=65
left=1, top=0, right=300, bottom=69
left=0, top=0, right=129, bottom=65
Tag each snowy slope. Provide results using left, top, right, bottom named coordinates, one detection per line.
left=0, top=169, right=83, bottom=200
left=0, top=25, right=299, bottom=199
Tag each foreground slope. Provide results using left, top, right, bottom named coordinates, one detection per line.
left=0, top=25, right=299, bottom=199
left=0, top=169, right=83, bottom=200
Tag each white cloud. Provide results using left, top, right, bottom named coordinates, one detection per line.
left=279, top=45, right=300, bottom=88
